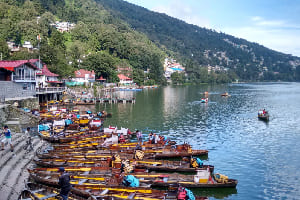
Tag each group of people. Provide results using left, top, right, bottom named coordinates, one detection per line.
left=258, top=109, right=267, bottom=116
left=135, top=130, right=166, bottom=144
left=148, top=132, right=163, bottom=144
left=1, top=126, right=33, bottom=152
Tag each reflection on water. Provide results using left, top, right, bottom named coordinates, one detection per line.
left=73, top=83, right=300, bottom=199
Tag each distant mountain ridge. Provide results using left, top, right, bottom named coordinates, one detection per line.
left=97, top=0, right=300, bottom=81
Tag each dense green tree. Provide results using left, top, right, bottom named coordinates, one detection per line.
left=49, top=30, right=65, bottom=50
left=171, top=72, right=185, bottom=85
left=0, top=39, right=10, bottom=60
left=132, top=68, right=144, bottom=86
left=84, top=52, right=119, bottom=82
left=9, top=49, right=38, bottom=60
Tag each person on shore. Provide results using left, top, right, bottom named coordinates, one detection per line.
left=58, top=167, right=72, bottom=200
left=25, top=127, right=31, bottom=138
left=1, top=125, right=14, bottom=152
left=136, top=130, right=142, bottom=144
left=24, top=127, right=33, bottom=151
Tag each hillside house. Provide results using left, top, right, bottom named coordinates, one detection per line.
left=73, top=69, right=95, bottom=84
left=51, top=21, right=76, bottom=32
left=0, top=60, right=39, bottom=97
left=23, top=41, right=33, bottom=49
left=36, top=64, right=61, bottom=88
left=118, top=74, right=133, bottom=85
left=163, top=58, right=185, bottom=79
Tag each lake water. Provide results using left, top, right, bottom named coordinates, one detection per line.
left=80, top=82, right=300, bottom=199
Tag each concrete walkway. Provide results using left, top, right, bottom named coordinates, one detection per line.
left=0, top=132, right=44, bottom=200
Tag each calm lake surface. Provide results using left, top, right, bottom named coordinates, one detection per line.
left=81, top=82, right=300, bottom=200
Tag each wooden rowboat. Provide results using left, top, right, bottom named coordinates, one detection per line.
left=134, top=159, right=214, bottom=173
left=18, top=182, right=86, bottom=200
left=258, top=112, right=269, bottom=121
left=29, top=169, right=237, bottom=189
left=221, top=92, right=230, bottom=97
left=40, top=147, right=208, bottom=160
left=34, top=156, right=214, bottom=173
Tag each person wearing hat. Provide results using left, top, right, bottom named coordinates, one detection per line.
left=1, top=125, right=14, bottom=152
left=58, top=167, right=72, bottom=200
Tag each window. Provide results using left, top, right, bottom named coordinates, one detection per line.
left=23, top=83, right=28, bottom=90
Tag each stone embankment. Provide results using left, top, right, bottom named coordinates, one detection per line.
left=0, top=133, right=44, bottom=200
left=0, top=105, right=40, bottom=132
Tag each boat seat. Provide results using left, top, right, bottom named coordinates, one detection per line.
left=78, top=179, right=87, bottom=185
left=40, top=193, right=57, bottom=200
left=127, top=193, right=136, bottom=199
left=99, top=189, right=109, bottom=196
left=31, top=189, right=44, bottom=193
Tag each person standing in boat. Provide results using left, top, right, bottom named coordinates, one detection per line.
left=58, top=167, right=72, bottom=200
left=119, top=133, right=126, bottom=143
left=136, top=130, right=142, bottom=144
left=148, top=132, right=154, bottom=144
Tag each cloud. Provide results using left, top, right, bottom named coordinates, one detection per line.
left=251, top=16, right=285, bottom=27
left=223, top=24, right=300, bottom=57
left=251, top=16, right=263, bottom=22
left=152, top=0, right=210, bottom=28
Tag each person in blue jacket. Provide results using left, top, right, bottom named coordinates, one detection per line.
left=58, top=167, right=72, bottom=200
left=1, top=125, right=14, bottom=152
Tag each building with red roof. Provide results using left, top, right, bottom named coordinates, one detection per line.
left=118, top=74, right=133, bottom=85
left=73, top=69, right=95, bottom=83
left=36, top=64, right=61, bottom=87
left=0, top=59, right=39, bottom=91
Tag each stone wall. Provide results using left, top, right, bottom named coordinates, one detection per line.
left=0, top=97, right=40, bottom=132
left=5, top=97, right=39, bottom=110
left=8, top=106, right=40, bottom=125
left=0, top=81, right=35, bottom=99
left=0, top=106, right=9, bottom=126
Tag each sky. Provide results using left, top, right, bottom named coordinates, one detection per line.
left=125, top=0, right=300, bottom=57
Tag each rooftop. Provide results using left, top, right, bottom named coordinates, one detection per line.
left=0, top=60, right=39, bottom=71
left=36, top=65, right=59, bottom=77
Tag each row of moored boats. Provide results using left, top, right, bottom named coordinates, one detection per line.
left=19, top=107, right=238, bottom=200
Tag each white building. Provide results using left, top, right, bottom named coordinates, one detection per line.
left=118, top=74, right=133, bottom=85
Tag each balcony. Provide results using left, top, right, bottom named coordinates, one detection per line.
left=36, top=87, right=66, bottom=94
left=13, top=75, right=36, bottom=82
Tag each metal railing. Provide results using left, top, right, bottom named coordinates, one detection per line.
left=13, top=76, right=36, bottom=81
left=36, top=87, right=66, bottom=93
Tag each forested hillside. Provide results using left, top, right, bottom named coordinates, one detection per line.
left=98, top=0, right=300, bottom=82
left=0, top=0, right=165, bottom=84
left=1, top=0, right=300, bottom=83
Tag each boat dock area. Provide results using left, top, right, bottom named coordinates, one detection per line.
left=97, top=97, right=136, bottom=104
left=64, top=88, right=136, bottom=104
